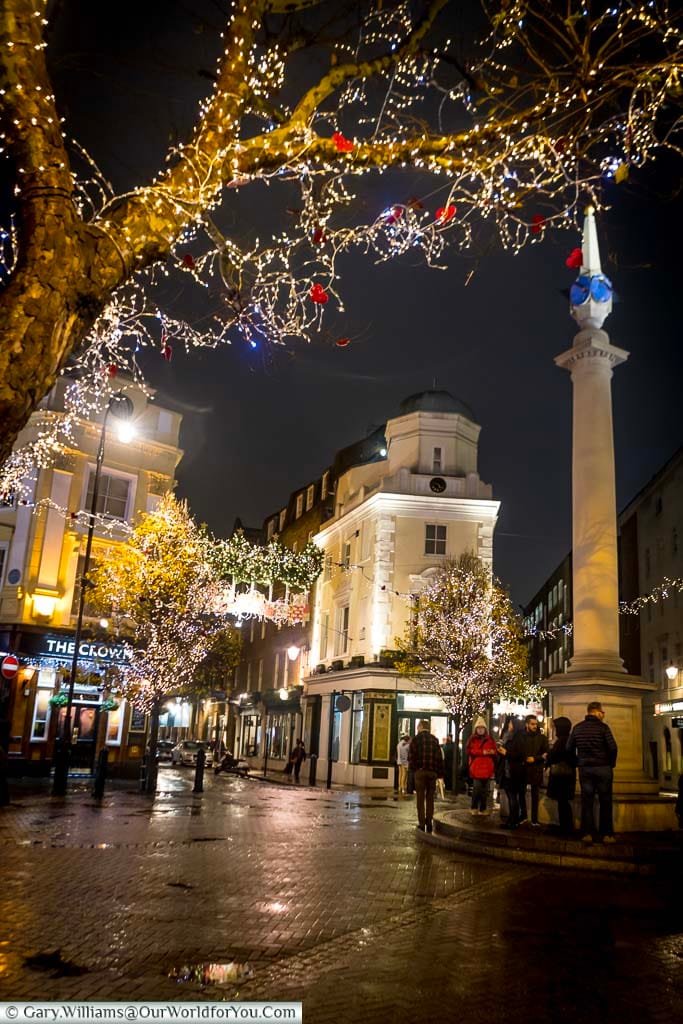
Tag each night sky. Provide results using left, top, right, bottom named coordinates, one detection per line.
left=39, top=1, right=683, bottom=605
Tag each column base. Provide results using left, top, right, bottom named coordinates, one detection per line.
left=538, top=792, right=677, bottom=832
left=545, top=668, right=656, bottom=796
left=568, top=650, right=626, bottom=675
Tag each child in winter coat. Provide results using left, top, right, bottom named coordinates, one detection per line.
left=466, top=717, right=498, bottom=815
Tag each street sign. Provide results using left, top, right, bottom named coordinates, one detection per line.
left=335, top=694, right=351, bottom=712
left=1, top=654, right=19, bottom=680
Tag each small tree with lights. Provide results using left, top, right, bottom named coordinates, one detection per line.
left=90, top=492, right=234, bottom=793
left=397, top=552, right=532, bottom=789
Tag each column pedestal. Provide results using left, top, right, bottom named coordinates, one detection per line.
left=543, top=671, right=676, bottom=831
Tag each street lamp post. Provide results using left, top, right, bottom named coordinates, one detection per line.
left=52, top=392, right=134, bottom=796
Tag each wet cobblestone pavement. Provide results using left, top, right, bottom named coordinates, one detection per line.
left=0, top=770, right=680, bottom=1023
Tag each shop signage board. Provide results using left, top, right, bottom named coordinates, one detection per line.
left=671, top=717, right=683, bottom=728
left=21, top=632, right=132, bottom=666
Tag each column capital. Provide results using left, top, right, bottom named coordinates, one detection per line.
left=555, top=328, right=629, bottom=373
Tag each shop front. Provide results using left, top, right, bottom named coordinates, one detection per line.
left=0, top=627, right=145, bottom=777
left=648, top=697, right=683, bottom=790
left=305, top=667, right=461, bottom=788
left=262, top=688, right=303, bottom=774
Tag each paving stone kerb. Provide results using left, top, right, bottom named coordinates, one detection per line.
left=422, top=809, right=682, bottom=875
left=0, top=772, right=679, bottom=1023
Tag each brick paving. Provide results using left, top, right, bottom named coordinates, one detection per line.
left=0, top=770, right=680, bottom=1023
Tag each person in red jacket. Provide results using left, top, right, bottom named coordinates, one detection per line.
left=466, top=717, right=498, bottom=815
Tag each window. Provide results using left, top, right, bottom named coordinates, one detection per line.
left=323, top=554, right=333, bottom=581
left=295, top=494, right=304, bottom=518
left=321, top=471, right=330, bottom=499
left=425, top=524, right=447, bottom=555
left=85, top=469, right=131, bottom=521
left=267, top=518, right=275, bottom=540
left=334, top=605, right=350, bottom=656
left=31, top=669, right=55, bottom=741
left=432, top=447, right=442, bottom=473
left=106, top=700, right=125, bottom=745
left=249, top=620, right=255, bottom=642
left=279, top=508, right=287, bottom=532
left=320, top=611, right=329, bottom=660
left=260, top=620, right=266, bottom=640
left=342, top=540, right=352, bottom=569
left=306, top=484, right=315, bottom=511
left=257, top=659, right=263, bottom=689
left=246, top=662, right=252, bottom=691
left=360, top=523, right=372, bottom=561
left=350, top=692, right=364, bottom=764
left=0, top=542, right=7, bottom=588
left=648, top=651, right=654, bottom=683
left=274, top=652, right=280, bottom=689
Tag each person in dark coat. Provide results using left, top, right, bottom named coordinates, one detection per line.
left=495, top=716, right=515, bottom=824
left=286, top=739, right=306, bottom=783
left=547, top=716, right=576, bottom=836
left=567, top=701, right=618, bottom=843
left=507, top=714, right=549, bottom=827
left=441, top=736, right=455, bottom=791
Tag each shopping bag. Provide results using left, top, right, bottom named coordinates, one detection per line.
left=436, top=778, right=446, bottom=800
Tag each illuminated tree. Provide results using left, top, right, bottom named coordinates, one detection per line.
left=397, top=553, right=531, bottom=758
left=90, top=493, right=229, bottom=792
left=1, top=0, right=680, bottom=486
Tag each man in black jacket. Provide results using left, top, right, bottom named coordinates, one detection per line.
left=507, top=715, right=549, bottom=827
left=566, top=701, right=618, bottom=844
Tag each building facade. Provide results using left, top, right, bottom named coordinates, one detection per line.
left=523, top=447, right=682, bottom=791
left=0, top=378, right=183, bottom=776
left=618, top=448, right=683, bottom=789
left=234, top=390, right=499, bottom=786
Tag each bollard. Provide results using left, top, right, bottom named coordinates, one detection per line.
left=393, top=762, right=399, bottom=793
left=92, top=747, right=108, bottom=800
left=193, top=748, right=206, bottom=793
left=308, top=753, right=317, bottom=787
left=139, top=754, right=147, bottom=793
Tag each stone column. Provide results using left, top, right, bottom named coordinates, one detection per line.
left=543, top=210, right=671, bottom=826
left=555, top=329, right=627, bottom=675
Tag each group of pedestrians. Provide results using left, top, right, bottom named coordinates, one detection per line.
left=406, top=701, right=620, bottom=843
left=495, top=701, right=618, bottom=842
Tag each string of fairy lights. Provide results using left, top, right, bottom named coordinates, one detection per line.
left=1, top=0, right=680, bottom=493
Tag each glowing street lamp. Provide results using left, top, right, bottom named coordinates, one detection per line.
left=665, top=663, right=678, bottom=682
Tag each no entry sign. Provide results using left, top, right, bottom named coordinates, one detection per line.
left=1, top=654, right=19, bottom=680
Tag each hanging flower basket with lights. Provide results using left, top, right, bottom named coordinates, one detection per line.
left=49, top=692, right=69, bottom=708
left=100, top=697, right=120, bottom=713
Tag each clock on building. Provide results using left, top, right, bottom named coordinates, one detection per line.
left=429, top=477, right=446, bottom=493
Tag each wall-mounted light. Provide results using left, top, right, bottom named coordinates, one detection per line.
left=99, top=617, right=109, bottom=630
left=278, top=687, right=289, bottom=701
left=31, top=593, right=58, bottom=620
left=665, top=663, right=678, bottom=682
left=287, top=644, right=300, bottom=662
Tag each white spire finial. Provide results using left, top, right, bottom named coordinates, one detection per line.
left=570, top=206, right=613, bottom=331
left=581, top=205, right=602, bottom=275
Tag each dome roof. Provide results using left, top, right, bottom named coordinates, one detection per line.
left=398, top=389, right=476, bottom=421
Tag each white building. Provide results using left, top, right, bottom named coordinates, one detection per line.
left=302, top=390, right=499, bottom=787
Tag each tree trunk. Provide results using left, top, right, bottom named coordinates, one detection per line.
left=145, top=703, right=161, bottom=795
left=452, top=714, right=461, bottom=794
